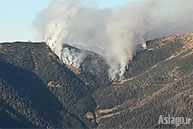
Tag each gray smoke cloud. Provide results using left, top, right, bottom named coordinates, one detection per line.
left=34, top=0, right=193, bottom=80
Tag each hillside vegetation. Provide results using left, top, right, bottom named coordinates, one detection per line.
left=0, top=33, right=193, bottom=128
left=0, top=42, right=96, bottom=128
left=93, top=34, right=193, bottom=129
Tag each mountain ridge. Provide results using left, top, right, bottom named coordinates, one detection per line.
left=0, top=33, right=193, bottom=128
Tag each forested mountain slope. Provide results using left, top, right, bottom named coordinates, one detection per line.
left=93, top=33, right=193, bottom=129
left=0, top=42, right=96, bottom=128
left=0, top=33, right=193, bottom=129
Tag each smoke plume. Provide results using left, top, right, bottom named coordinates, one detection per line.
left=34, top=0, right=193, bottom=80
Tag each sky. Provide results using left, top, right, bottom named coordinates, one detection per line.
left=0, top=0, right=135, bottom=42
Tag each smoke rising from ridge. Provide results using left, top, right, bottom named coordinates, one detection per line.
left=34, top=0, right=193, bottom=80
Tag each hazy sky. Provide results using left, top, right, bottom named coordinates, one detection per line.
left=0, top=0, right=135, bottom=42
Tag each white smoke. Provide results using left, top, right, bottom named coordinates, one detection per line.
left=61, top=47, right=85, bottom=68
left=34, top=0, right=193, bottom=80
left=104, top=0, right=156, bottom=79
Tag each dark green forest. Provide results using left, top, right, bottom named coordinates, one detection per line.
left=0, top=34, right=193, bottom=129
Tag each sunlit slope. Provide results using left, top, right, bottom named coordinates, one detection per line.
left=93, top=34, right=193, bottom=129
